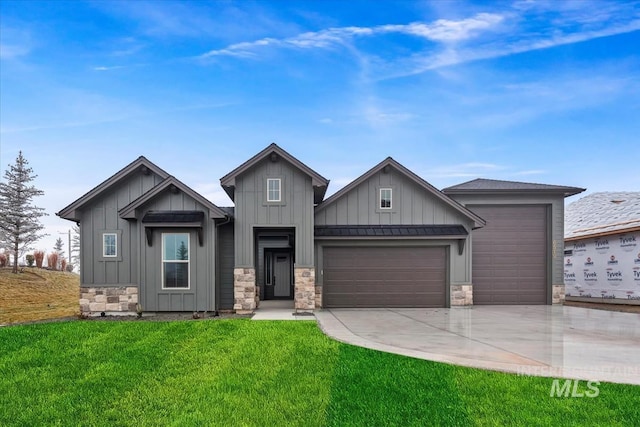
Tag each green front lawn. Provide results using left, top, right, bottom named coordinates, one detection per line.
left=0, top=320, right=637, bottom=426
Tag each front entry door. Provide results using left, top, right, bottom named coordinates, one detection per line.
left=264, top=251, right=293, bottom=299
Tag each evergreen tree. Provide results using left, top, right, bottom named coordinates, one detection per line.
left=71, top=224, right=80, bottom=272
left=54, top=237, right=65, bottom=260
left=0, top=152, right=48, bottom=273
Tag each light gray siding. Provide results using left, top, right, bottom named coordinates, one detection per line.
left=234, top=158, right=315, bottom=267
left=450, top=193, right=565, bottom=298
left=79, top=171, right=164, bottom=287
left=217, top=222, right=235, bottom=310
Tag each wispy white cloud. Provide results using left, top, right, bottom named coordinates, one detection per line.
left=0, top=25, right=32, bottom=60
left=199, top=13, right=504, bottom=59
left=197, top=2, right=640, bottom=82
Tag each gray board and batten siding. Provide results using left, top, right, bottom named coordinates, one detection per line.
left=314, top=160, right=481, bottom=290
left=227, top=157, right=318, bottom=268
left=77, top=167, right=166, bottom=288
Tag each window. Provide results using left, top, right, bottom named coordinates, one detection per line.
left=267, top=178, right=281, bottom=202
left=380, top=188, right=392, bottom=209
left=103, top=233, right=117, bottom=257
left=162, top=233, right=190, bottom=289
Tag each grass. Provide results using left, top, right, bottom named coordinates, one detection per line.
left=1, top=321, right=638, bottom=426
left=0, top=268, right=80, bottom=325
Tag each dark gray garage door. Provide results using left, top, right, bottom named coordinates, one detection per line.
left=470, top=206, right=547, bottom=305
left=323, top=247, right=446, bottom=308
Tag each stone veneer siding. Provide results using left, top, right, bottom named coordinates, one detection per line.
left=234, top=268, right=257, bottom=313
left=552, top=284, right=565, bottom=304
left=450, top=285, right=473, bottom=306
left=294, top=267, right=316, bottom=312
left=80, top=286, right=138, bottom=314
left=315, top=284, right=323, bottom=309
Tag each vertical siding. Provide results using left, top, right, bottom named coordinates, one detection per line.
left=138, top=192, right=216, bottom=311
left=313, top=168, right=474, bottom=285
left=234, top=158, right=315, bottom=267
left=315, top=168, right=469, bottom=226
left=80, top=170, right=164, bottom=286
left=217, top=222, right=235, bottom=310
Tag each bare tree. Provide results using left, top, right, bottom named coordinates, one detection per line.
left=0, top=152, right=48, bottom=273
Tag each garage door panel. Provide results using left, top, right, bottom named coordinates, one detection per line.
left=323, top=246, right=446, bottom=308
left=471, top=205, right=547, bottom=305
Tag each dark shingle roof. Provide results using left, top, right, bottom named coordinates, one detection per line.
left=314, top=225, right=468, bottom=238
left=565, top=192, right=640, bottom=240
left=442, top=178, right=584, bottom=197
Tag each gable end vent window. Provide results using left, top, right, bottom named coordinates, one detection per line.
left=380, top=188, right=392, bottom=209
left=103, top=233, right=117, bottom=257
left=267, top=178, right=281, bottom=202
left=162, top=233, right=190, bottom=289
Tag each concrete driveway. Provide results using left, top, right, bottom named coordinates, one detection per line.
left=315, top=306, right=640, bottom=385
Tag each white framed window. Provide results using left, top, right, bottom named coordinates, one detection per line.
left=103, top=233, right=117, bottom=257
left=267, top=178, right=281, bottom=202
left=162, top=233, right=190, bottom=289
left=380, top=188, right=392, bottom=209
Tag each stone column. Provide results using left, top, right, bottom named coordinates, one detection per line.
left=234, top=268, right=257, bottom=314
left=294, top=267, right=315, bottom=312
left=450, top=284, right=473, bottom=306
left=552, top=284, right=565, bottom=304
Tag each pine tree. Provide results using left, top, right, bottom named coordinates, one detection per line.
left=53, top=237, right=64, bottom=268
left=71, top=224, right=80, bottom=273
left=54, top=237, right=65, bottom=260
left=0, top=152, right=48, bottom=273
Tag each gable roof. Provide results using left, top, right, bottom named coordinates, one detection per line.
left=565, top=192, right=640, bottom=241
left=315, top=157, right=486, bottom=229
left=119, top=176, right=228, bottom=220
left=220, top=143, right=329, bottom=203
left=442, top=178, right=585, bottom=197
left=57, top=156, right=170, bottom=222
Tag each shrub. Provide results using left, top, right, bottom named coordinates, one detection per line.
left=61, top=259, right=67, bottom=272
left=0, top=253, right=7, bottom=268
left=25, top=254, right=35, bottom=267
left=34, top=251, right=45, bottom=268
left=47, top=253, right=59, bottom=270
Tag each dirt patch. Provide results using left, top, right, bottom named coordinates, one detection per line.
left=0, top=268, right=79, bottom=325
left=564, top=300, right=640, bottom=314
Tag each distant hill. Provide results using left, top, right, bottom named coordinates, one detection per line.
left=0, top=268, right=79, bottom=325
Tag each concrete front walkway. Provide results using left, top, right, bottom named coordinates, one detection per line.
left=315, top=306, right=640, bottom=385
left=251, top=300, right=316, bottom=321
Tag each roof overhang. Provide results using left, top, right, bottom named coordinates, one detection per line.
left=314, top=224, right=470, bottom=255
left=315, top=158, right=486, bottom=229
left=119, top=176, right=228, bottom=220
left=220, top=143, right=329, bottom=204
left=142, top=210, right=206, bottom=246
left=57, top=156, right=170, bottom=222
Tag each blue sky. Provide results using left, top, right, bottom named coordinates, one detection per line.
left=1, top=0, right=639, bottom=254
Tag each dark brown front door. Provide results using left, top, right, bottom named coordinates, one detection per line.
left=323, top=246, right=447, bottom=308
left=470, top=205, right=548, bottom=305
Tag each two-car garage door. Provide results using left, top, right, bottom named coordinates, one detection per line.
left=323, top=247, right=447, bottom=308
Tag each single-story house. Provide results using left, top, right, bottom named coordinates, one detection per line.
left=57, top=144, right=584, bottom=314
left=563, top=192, right=640, bottom=304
